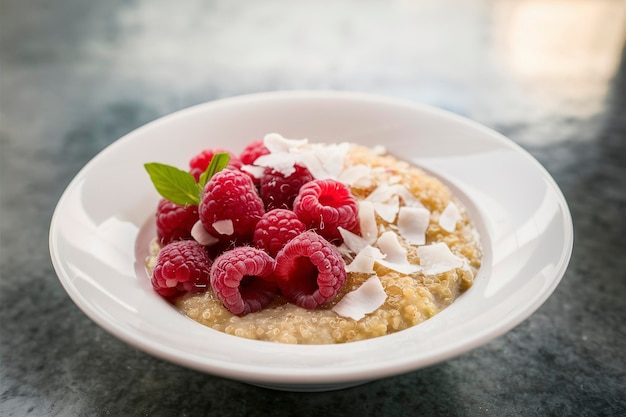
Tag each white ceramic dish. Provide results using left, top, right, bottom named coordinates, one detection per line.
left=49, top=91, right=573, bottom=391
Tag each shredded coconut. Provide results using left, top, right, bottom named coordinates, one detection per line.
left=397, top=206, right=430, bottom=245
left=345, top=245, right=385, bottom=274
left=191, top=221, right=219, bottom=246
left=338, top=227, right=369, bottom=255
left=375, top=231, right=420, bottom=274
left=240, top=164, right=265, bottom=179
left=333, top=275, right=387, bottom=320
left=439, top=202, right=462, bottom=232
left=372, top=195, right=400, bottom=223
left=338, top=164, right=372, bottom=187
left=212, top=219, right=234, bottom=236
left=417, top=242, right=464, bottom=275
left=358, top=201, right=378, bottom=244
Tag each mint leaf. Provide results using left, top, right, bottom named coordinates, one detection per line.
left=198, top=153, right=230, bottom=188
left=144, top=162, right=201, bottom=206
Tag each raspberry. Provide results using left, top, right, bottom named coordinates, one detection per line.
left=199, top=170, right=265, bottom=245
left=260, top=164, right=313, bottom=211
left=210, top=246, right=277, bottom=315
left=155, top=199, right=199, bottom=246
left=239, top=139, right=269, bottom=165
left=274, top=231, right=347, bottom=309
left=151, top=240, right=212, bottom=299
left=253, top=209, right=307, bottom=257
left=293, top=179, right=359, bottom=244
left=189, top=148, right=242, bottom=181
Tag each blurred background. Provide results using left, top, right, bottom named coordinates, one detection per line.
left=1, top=1, right=625, bottom=416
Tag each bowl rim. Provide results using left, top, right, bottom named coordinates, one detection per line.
left=49, top=90, right=574, bottom=386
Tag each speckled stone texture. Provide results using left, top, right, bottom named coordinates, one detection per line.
left=1, top=0, right=625, bottom=416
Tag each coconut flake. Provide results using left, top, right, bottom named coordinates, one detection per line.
left=212, top=219, right=234, bottom=236
left=258, top=139, right=350, bottom=180
left=395, top=186, right=424, bottom=208
left=338, top=227, right=369, bottom=255
left=345, top=245, right=385, bottom=274
left=372, top=145, right=386, bottom=155
left=296, top=150, right=327, bottom=179
left=375, top=231, right=420, bottom=274
left=338, top=164, right=372, bottom=187
left=332, top=275, right=387, bottom=320
left=366, top=184, right=422, bottom=210
left=417, top=242, right=464, bottom=275
left=353, top=177, right=374, bottom=189
left=372, top=195, right=399, bottom=223
left=358, top=201, right=378, bottom=244
left=319, top=142, right=350, bottom=179
left=240, top=164, right=265, bottom=179
left=254, top=153, right=299, bottom=177
left=397, top=206, right=430, bottom=245
left=439, top=202, right=462, bottom=232
left=291, top=142, right=350, bottom=180
left=337, top=244, right=354, bottom=260
left=191, top=220, right=220, bottom=246
left=376, top=259, right=421, bottom=275
left=388, top=175, right=402, bottom=185
left=253, top=133, right=313, bottom=176
left=263, top=133, right=308, bottom=153
left=365, top=184, right=396, bottom=204
left=376, top=231, right=406, bottom=264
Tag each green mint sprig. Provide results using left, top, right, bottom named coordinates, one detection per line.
left=144, top=153, right=230, bottom=206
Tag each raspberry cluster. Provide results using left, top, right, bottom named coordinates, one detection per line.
left=148, top=139, right=360, bottom=315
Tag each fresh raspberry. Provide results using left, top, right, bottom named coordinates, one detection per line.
left=260, top=165, right=313, bottom=211
left=189, top=148, right=242, bottom=181
left=155, top=199, right=199, bottom=246
left=293, top=179, right=359, bottom=244
left=199, top=169, right=265, bottom=245
left=210, top=246, right=277, bottom=315
left=239, top=139, right=269, bottom=165
left=274, top=231, right=347, bottom=309
left=151, top=240, right=212, bottom=299
left=253, top=209, right=307, bottom=257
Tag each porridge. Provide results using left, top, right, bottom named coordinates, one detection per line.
left=144, top=134, right=482, bottom=344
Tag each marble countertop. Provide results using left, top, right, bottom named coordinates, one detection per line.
left=1, top=1, right=625, bottom=415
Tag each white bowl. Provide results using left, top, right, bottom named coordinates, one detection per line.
left=49, top=91, right=573, bottom=391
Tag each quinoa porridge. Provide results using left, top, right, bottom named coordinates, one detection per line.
left=145, top=135, right=482, bottom=345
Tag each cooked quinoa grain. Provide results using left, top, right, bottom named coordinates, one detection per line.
left=149, top=143, right=482, bottom=344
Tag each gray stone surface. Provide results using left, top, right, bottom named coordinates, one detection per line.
left=1, top=0, right=625, bottom=415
